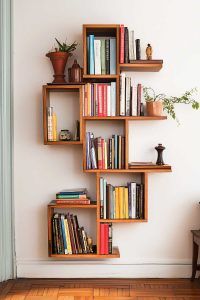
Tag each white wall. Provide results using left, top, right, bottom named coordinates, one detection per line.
left=14, top=0, right=200, bottom=278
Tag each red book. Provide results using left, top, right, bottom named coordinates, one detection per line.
left=100, top=224, right=105, bottom=254
left=97, top=84, right=104, bottom=116
left=101, top=138, right=105, bottom=169
left=120, top=25, right=125, bottom=64
left=104, top=223, right=109, bottom=255
left=103, top=84, right=107, bottom=116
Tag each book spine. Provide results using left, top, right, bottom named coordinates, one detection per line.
left=124, top=27, right=129, bottom=63
left=94, top=84, right=98, bottom=116
left=100, top=224, right=105, bottom=254
left=108, top=224, right=112, bottom=254
left=129, top=30, right=135, bottom=61
left=60, top=215, right=68, bottom=254
left=121, top=137, right=125, bottom=169
left=118, top=135, right=122, bottom=169
left=58, top=215, right=64, bottom=254
left=124, top=187, right=129, bottom=219
left=110, top=38, right=116, bottom=74
left=118, top=187, right=124, bottom=219
left=105, top=39, right=110, bottom=74
left=111, top=137, right=115, bottom=169
left=47, top=107, right=53, bottom=141
left=54, top=216, right=60, bottom=254
left=114, top=135, right=118, bottom=169
left=94, top=39, right=101, bottom=74
left=115, top=187, right=119, bottom=219
left=101, top=139, right=105, bottom=169
left=125, top=77, right=131, bottom=116
left=87, top=83, right=91, bottom=116
left=98, top=137, right=103, bottom=169
left=66, top=214, right=76, bottom=254
left=64, top=218, right=72, bottom=254
left=87, top=36, right=90, bottom=73
left=120, top=73, right=126, bottom=116
left=56, top=194, right=86, bottom=199
left=72, top=215, right=82, bottom=254
left=108, top=138, right=112, bottom=169
left=97, top=84, right=103, bottom=116
left=128, top=182, right=132, bottom=218
left=52, top=112, right=57, bottom=141
left=100, top=177, right=104, bottom=218
left=103, top=84, right=107, bottom=117
left=131, top=85, right=137, bottom=116
left=89, top=35, right=95, bottom=74
left=100, top=39, right=106, bottom=75
left=120, top=25, right=125, bottom=64
left=136, top=39, right=141, bottom=60
left=137, top=84, right=142, bottom=116
left=104, top=140, right=108, bottom=170
left=103, top=178, right=107, bottom=219
left=91, top=83, right=94, bottom=116
left=52, top=217, right=57, bottom=254
left=131, top=182, right=136, bottom=218
left=139, top=183, right=144, bottom=219
left=84, top=84, right=88, bottom=116
left=107, top=85, right=111, bottom=117
left=104, top=223, right=109, bottom=254
left=111, top=82, right=116, bottom=116
left=55, top=199, right=90, bottom=204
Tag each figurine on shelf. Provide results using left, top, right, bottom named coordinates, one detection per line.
left=146, top=43, right=152, bottom=60
left=59, top=129, right=71, bottom=141
left=155, top=143, right=165, bottom=165
left=87, top=236, right=93, bottom=253
left=68, top=59, right=83, bottom=83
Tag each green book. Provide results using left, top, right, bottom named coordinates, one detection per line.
left=56, top=194, right=86, bottom=199
left=100, top=39, right=106, bottom=75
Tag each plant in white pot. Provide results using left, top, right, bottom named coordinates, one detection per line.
left=143, top=87, right=200, bottom=122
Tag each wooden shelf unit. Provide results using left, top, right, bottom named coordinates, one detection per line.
left=44, top=24, right=171, bottom=260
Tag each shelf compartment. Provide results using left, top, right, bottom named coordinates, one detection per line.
left=83, top=166, right=172, bottom=173
left=119, top=60, right=163, bottom=72
left=99, top=219, right=147, bottom=223
left=83, top=116, right=167, bottom=121
left=49, top=246, right=120, bottom=259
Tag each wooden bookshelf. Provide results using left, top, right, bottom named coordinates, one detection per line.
left=44, top=24, right=172, bottom=260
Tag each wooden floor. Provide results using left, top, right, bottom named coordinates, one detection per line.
left=0, top=278, right=200, bottom=299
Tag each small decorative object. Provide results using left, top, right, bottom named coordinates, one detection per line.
left=155, top=143, right=165, bottom=165
left=143, top=86, right=200, bottom=122
left=68, top=59, right=83, bottom=83
left=59, top=129, right=71, bottom=141
left=87, top=236, right=93, bottom=253
left=46, top=38, right=78, bottom=84
left=146, top=43, right=152, bottom=60
left=135, top=39, right=141, bottom=60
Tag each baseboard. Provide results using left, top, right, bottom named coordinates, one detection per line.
left=17, top=260, right=192, bottom=278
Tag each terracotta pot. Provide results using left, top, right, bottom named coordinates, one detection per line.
left=146, top=100, right=163, bottom=117
left=46, top=51, right=71, bottom=84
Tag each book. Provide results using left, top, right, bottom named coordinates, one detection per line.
left=125, top=77, right=131, bottom=116
left=120, top=72, right=126, bottom=116
left=124, top=27, right=129, bottom=63
left=100, top=39, right=106, bottom=74
left=136, top=39, right=141, bottom=60
left=47, top=107, right=53, bottom=141
left=55, top=199, right=91, bottom=205
left=58, top=188, right=87, bottom=195
left=120, top=25, right=124, bottom=63
left=105, top=39, right=110, bottom=74
left=56, top=194, right=87, bottom=199
left=52, top=112, right=57, bottom=141
left=128, top=30, right=135, bottom=61
left=94, top=39, right=101, bottom=74
left=137, top=84, right=142, bottom=116
left=89, top=35, right=95, bottom=74
left=110, top=38, right=116, bottom=74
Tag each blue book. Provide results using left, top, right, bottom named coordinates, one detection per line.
left=110, top=38, right=116, bottom=74
left=87, top=36, right=90, bottom=73
left=60, top=215, right=68, bottom=254
left=89, top=35, right=95, bottom=74
left=113, top=135, right=118, bottom=169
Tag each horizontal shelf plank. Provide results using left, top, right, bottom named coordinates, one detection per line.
left=44, top=84, right=83, bottom=90
left=83, top=116, right=167, bottom=121
left=99, top=219, right=147, bottom=223
left=120, top=60, right=163, bottom=72
left=48, top=203, right=97, bottom=209
left=49, top=247, right=120, bottom=259
left=83, top=166, right=172, bottom=173
left=45, top=141, right=83, bottom=145
left=83, top=74, right=118, bottom=79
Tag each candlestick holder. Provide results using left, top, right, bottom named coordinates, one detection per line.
left=155, top=143, right=165, bottom=165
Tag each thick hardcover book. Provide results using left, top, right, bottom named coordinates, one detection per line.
left=124, top=187, right=129, bottom=219
left=58, top=188, right=87, bottom=195
left=135, top=39, right=141, bottom=60
left=89, top=35, right=95, bottom=74
left=127, top=182, right=132, bottom=219
left=111, top=137, right=115, bottom=169
left=58, top=215, right=65, bottom=254
left=56, top=194, right=87, bottom=199
left=55, top=199, right=91, bottom=205
left=53, top=215, right=60, bottom=254
left=72, top=215, right=82, bottom=254
left=100, top=224, right=105, bottom=254
left=52, top=217, right=57, bottom=254
left=66, top=214, right=76, bottom=254
left=94, top=39, right=101, bottom=74
left=137, top=84, right=142, bottom=116
left=120, top=72, right=126, bottom=116
left=104, top=224, right=109, bottom=254
left=110, top=38, right=116, bottom=74
left=105, top=39, right=110, bottom=74
left=60, top=214, right=68, bottom=254
left=100, top=39, right=106, bottom=74
left=108, top=139, right=112, bottom=169
left=128, top=30, right=135, bottom=61
left=64, top=218, right=72, bottom=254
left=113, top=135, right=118, bottom=169
left=120, top=25, right=125, bottom=63
left=124, top=27, right=129, bottom=64
left=101, top=138, right=105, bottom=169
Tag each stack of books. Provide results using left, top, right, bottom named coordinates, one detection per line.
left=87, top=35, right=116, bottom=75
left=83, top=82, right=116, bottom=116
left=86, top=132, right=125, bottom=170
left=120, top=74, right=144, bottom=116
left=119, top=25, right=138, bottom=63
left=100, top=178, right=144, bottom=219
left=100, top=223, right=112, bottom=255
left=52, top=213, right=94, bottom=254
left=47, top=107, right=57, bottom=141
left=56, top=189, right=91, bottom=205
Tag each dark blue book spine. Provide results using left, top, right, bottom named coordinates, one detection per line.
left=60, top=215, right=67, bottom=254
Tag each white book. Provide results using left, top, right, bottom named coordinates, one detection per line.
left=103, top=178, right=107, bottom=219
left=107, top=85, right=111, bottom=116
left=125, top=77, right=131, bottom=116
left=111, top=82, right=116, bottom=116
left=129, top=30, right=135, bottom=61
left=94, top=40, right=101, bottom=74
left=131, top=182, right=137, bottom=218
left=131, top=85, right=138, bottom=116
left=120, top=72, right=126, bottom=116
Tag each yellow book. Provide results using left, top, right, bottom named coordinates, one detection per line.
left=64, top=219, right=72, bottom=254
left=52, top=112, right=57, bottom=141
left=118, top=187, right=124, bottom=219
left=124, top=187, right=129, bottom=219
left=115, top=187, right=119, bottom=219
left=113, top=189, right=116, bottom=218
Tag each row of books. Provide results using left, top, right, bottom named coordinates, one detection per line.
left=120, top=74, right=144, bottom=116
left=83, top=82, right=116, bottom=116
left=47, top=107, right=57, bottom=141
left=100, top=223, right=112, bottom=254
left=120, top=25, right=140, bottom=63
left=100, top=178, right=144, bottom=219
left=55, top=188, right=92, bottom=205
left=52, top=213, right=93, bottom=254
left=86, top=132, right=125, bottom=170
left=87, top=35, right=116, bottom=75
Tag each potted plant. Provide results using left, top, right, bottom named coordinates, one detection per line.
left=143, top=87, right=200, bottom=122
left=46, top=38, right=78, bottom=84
